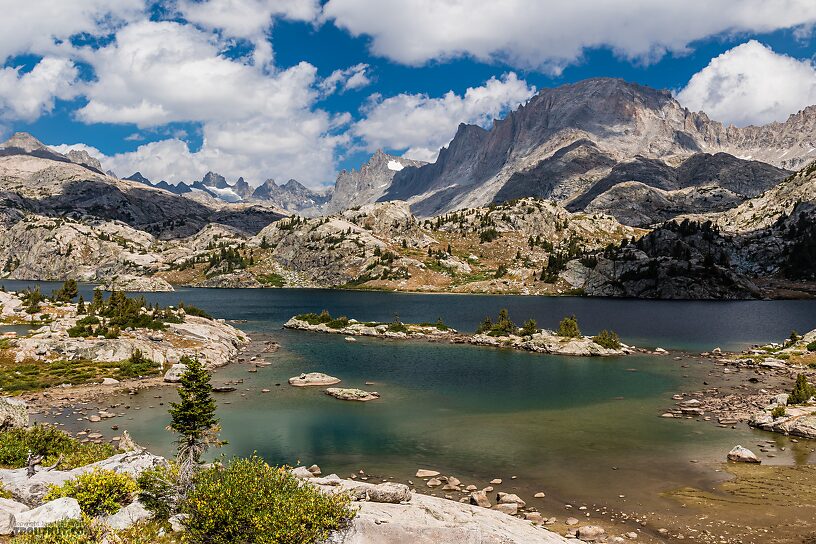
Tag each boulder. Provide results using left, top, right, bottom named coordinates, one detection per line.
left=307, top=464, right=322, bottom=476
left=291, top=466, right=315, bottom=479
left=288, top=372, right=341, bottom=387
left=14, top=497, right=80, bottom=532
left=0, top=397, right=28, bottom=430
left=492, top=503, right=518, bottom=515
left=497, top=492, right=526, bottom=508
left=415, top=469, right=440, bottom=478
left=363, top=482, right=411, bottom=504
left=104, top=500, right=152, bottom=530
left=101, top=377, right=120, bottom=385
left=163, top=363, right=187, bottom=383
left=727, top=445, right=761, bottom=463
left=325, top=388, right=380, bottom=402
left=470, top=490, right=491, bottom=508
left=0, top=498, right=28, bottom=535
left=169, top=513, right=187, bottom=532
left=577, top=525, right=606, bottom=541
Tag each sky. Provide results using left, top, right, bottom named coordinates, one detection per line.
left=2, top=1, right=816, bottom=190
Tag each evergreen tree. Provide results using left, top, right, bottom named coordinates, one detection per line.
left=168, top=356, right=221, bottom=496
left=76, top=295, right=86, bottom=314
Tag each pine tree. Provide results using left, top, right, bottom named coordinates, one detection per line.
left=76, top=295, right=85, bottom=314
left=168, top=356, right=220, bottom=496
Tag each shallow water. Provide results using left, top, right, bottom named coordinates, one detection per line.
left=8, top=281, right=816, bottom=531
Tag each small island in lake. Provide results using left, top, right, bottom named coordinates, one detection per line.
left=284, top=309, right=633, bottom=357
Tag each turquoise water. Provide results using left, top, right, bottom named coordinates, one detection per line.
left=8, top=281, right=815, bottom=515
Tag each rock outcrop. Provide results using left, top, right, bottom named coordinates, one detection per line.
left=0, top=397, right=28, bottom=430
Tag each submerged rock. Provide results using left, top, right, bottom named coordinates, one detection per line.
left=325, top=388, right=380, bottom=402
left=288, top=372, right=341, bottom=387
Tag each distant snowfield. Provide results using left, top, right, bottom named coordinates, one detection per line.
left=387, top=160, right=405, bottom=171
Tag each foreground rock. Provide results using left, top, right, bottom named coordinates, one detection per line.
left=104, top=500, right=153, bottom=530
left=0, top=397, right=28, bottom=430
left=0, top=498, right=28, bottom=535
left=289, top=372, right=341, bottom=387
left=13, top=497, right=81, bottom=532
left=727, top=445, right=760, bottom=464
left=304, top=475, right=570, bottom=544
left=325, top=388, right=380, bottom=402
left=0, top=450, right=166, bottom=505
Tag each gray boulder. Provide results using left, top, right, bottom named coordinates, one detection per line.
left=0, top=398, right=28, bottom=430
left=104, top=500, right=152, bottom=530
left=14, top=497, right=80, bottom=532
left=0, top=498, right=28, bottom=535
left=727, top=445, right=760, bottom=463
left=164, top=363, right=187, bottom=383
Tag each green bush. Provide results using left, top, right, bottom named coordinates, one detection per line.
left=789, top=373, right=816, bottom=405
left=520, top=319, right=538, bottom=337
left=116, top=349, right=159, bottom=379
left=0, top=425, right=115, bottom=469
left=0, top=482, right=10, bottom=499
left=807, top=341, right=816, bottom=352
left=181, top=456, right=354, bottom=544
left=296, top=310, right=333, bottom=325
left=326, top=316, right=350, bottom=329
left=557, top=315, right=581, bottom=338
left=771, top=405, right=787, bottom=418
left=592, top=330, right=621, bottom=349
left=137, top=463, right=180, bottom=520
left=179, top=302, right=212, bottom=319
left=387, top=321, right=409, bottom=333
left=44, top=469, right=138, bottom=516
left=10, top=516, right=164, bottom=544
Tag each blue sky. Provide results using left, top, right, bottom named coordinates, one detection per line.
left=2, top=1, right=816, bottom=188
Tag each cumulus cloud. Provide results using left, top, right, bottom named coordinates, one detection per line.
left=177, top=0, right=320, bottom=66
left=0, top=0, right=143, bottom=62
left=324, top=0, right=816, bottom=73
left=0, top=58, right=79, bottom=121
left=320, top=63, right=371, bottom=95
left=677, top=40, right=816, bottom=127
left=352, top=72, right=535, bottom=161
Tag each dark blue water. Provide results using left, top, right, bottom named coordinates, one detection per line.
left=4, top=280, right=814, bottom=351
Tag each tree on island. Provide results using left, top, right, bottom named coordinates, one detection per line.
left=51, top=279, right=78, bottom=302
left=168, top=355, right=222, bottom=498
left=557, top=315, right=581, bottom=338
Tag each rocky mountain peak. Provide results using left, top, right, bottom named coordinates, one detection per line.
left=201, top=171, right=229, bottom=189
left=0, top=132, right=49, bottom=153
left=67, top=149, right=103, bottom=172
left=125, top=172, right=151, bottom=185
left=233, top=177, right=253, bottom=199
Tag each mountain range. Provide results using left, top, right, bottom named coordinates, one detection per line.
left=0, top=77, right=815, bottom=298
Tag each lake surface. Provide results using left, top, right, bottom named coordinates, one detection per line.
left=7, top=281, right=816, bottom=527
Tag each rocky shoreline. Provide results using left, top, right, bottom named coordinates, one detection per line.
left=660, top=328, right=816, bottom=441
left=284, top=316, right=637, bottom=357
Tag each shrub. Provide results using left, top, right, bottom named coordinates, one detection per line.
left=557, top=315, right=581, bottom=338
left=771, top=405, right=787, bottom=418
left=0, top=482, right=10, bottom=499
left=789, top=373, right=816, bottom=405
left=387, top=321, right=409, bottom=333
left=808, top=341, right=816, bottom=352
left=44, top=469, right=138, bottom=516
left=179, top=302, right=212, bottom=319
left=593, top=330, right=621, bottom=349
left=296, top=310, right=333, bottom=325
left=117, top=349, right=159, bottom=379
left=0, top=425, right=115, bottom=469
left=327, top=316, right=350, bottom=329
left=181, top=456, right=354, bottom=544
left=476, top=309, right=516, bottom=337
left=137, top=463, right=180, bottom=520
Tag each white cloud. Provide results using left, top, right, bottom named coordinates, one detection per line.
left=0, top=58, right=79, bottom=121
left=320, top=63, right=371, bottom=95
left=352, top=72, right=535, bottom=161
left=178, top=0, right=320, bottom=66
left=0, top=0, right=143, bottom=62
left=677, top=40, right=816, bottom=127
left=323, top=0, right=816, bottom=73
